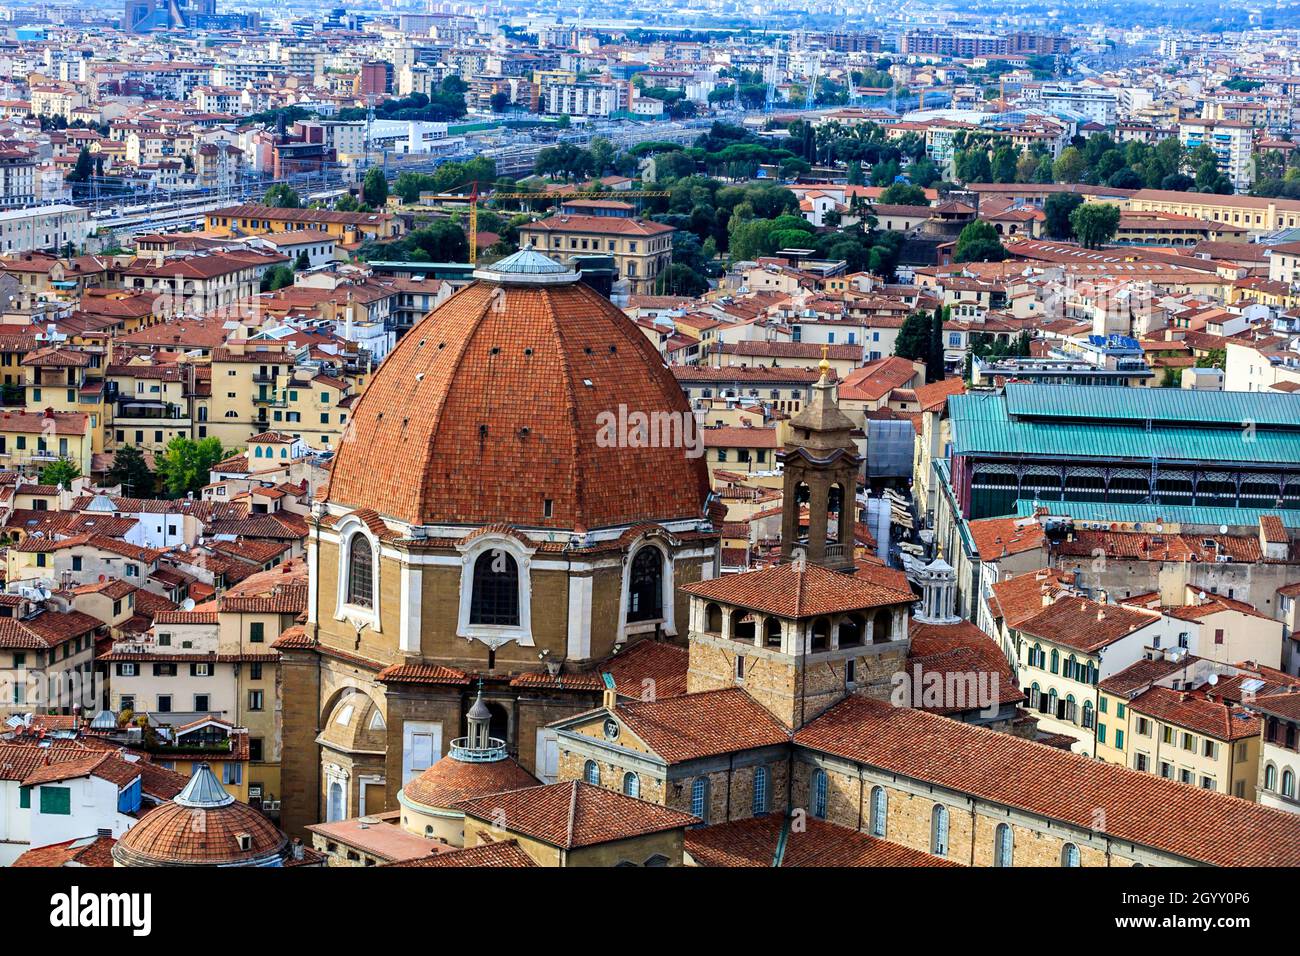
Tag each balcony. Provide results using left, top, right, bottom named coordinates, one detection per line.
left=448, top=735, right=508, bottom=762
left=113, top=399, right=190, bottom=427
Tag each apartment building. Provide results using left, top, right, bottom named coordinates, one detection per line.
left=517, top=215, right=675, bottom=295
left=1178, top=119, right=1254, bottom=192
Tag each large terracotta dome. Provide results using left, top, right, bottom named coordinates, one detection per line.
left=326, top=251, right=711, bottom=531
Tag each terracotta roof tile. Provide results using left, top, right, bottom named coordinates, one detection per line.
left=686, top=815, right=962, bottom=867
left=455, top=781, right=698, bottom=849
left=794, top=695, right=1300, bottom=867
left=612, top=687, right=789, bottom=764
left=326, top=278, right=710, bottom=531
left=682, top=562, right=914, bottom=618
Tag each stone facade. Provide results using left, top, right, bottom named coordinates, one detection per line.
left=798, top=750, right=1177, bottom=867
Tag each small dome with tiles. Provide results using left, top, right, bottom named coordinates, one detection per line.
left=111, top=764, right=291, bottom=867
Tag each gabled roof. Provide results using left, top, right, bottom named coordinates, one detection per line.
left=609, top=688, right=790, bottom=764
left=454, top=781, right=698, bottom=849
left=794, top=695, right=1300, bottom=867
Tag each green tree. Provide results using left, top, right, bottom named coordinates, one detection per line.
left=927, top=308, right=947, bottom=383
left=1043, top=192, right=1083, bottom=240
left=294, top=250, right=311, bottom=271
left=990, top=146, right=1019, bottom=184
left=405, top=220, right=470, bottom=262
left=878, top=182, right=927, bottom=206
left=263, top=183, right=301, bottom=208
left=260, top=265, right=295, bottom=291
left=657, top=263, right=709, bottom=296
left=105, top=444, right=154, bottom=497
left=489, top=91, right=510, bottom=112
left=362, top=168, right=389, bottom=208
left=1052, top=147, right=1086, bottom=184
left=1069, top=202, right=1121, bottom=249
left=894, top=311, right=932, bottom=361
left=67, top=147, right=94, bottom=183
left=157, top=437, right=228, bottom=498
left=953, top=221, right=1007, bottom=263
left=38, top=458, right=80, bottom=488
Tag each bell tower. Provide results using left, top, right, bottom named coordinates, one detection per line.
left=780, top=350, right=861, bottom=571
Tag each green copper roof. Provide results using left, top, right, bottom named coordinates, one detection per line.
left=1013, top=499, right=1300, bottom=530
left=949, top=389, right=1300, bottom=465
left=1003, top=383, right=1300, bottom=428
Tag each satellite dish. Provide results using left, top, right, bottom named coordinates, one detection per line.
left=179, top=598, right=196, bottom=611
left=1207, top=673, right=1219, bottom=686
left=1219, top=525, right=1228, bottom=535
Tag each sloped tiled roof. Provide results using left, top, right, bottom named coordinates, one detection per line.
left=455, top=781, right=698, bottom=849
left=681, top=562, right=914, bottom=618
left=613, top=688, right=789, bottom=764
left=686, top=815, right=962, bottom=867
left=794, top=695, right=1300, bottom=867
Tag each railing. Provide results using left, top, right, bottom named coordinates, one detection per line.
left=448, top=735, right=508, bottom=762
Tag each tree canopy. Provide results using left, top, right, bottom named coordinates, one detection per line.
left=157, top=437, right=228, bottom=498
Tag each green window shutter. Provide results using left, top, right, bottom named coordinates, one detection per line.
left=249, top=622, right=264, bottom=643
left=19, top=786, right=30, bottom=808
left=40, top=786, right=71, bottom=815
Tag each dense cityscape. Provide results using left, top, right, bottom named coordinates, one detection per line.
left=0, top=0, right=1293, bottom=913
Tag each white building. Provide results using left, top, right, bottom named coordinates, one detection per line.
left=0, top=204, right=86, bottom=255
left=1179, top=119, right=1254, bottom=192
left=1036, top=83, right=1119, bottom=127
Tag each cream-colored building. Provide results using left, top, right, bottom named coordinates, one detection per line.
left=517, top=215, right=675, bottom=295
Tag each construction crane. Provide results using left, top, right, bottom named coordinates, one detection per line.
left=416, top=186, right=671, bottom=263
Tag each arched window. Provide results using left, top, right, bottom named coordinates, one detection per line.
left=811, top=768, right=828, bottom=819
left=752, top=766, right=769, bottom=816
left=1047, top=688, right=1059, bottom=718
left=1050, top=648, right=1060, bottom=674
left=1082, top=700, right=1095, bottom=730
left=691, top=777, right=710, bottom=822
left=931, top=804, right=949, bottom=857
left=1284, top=770, right=1296, bottom=799
left=327, top=781, right=344, bottom=822
left=470, top=550, right=519, bottom=627
left=994, top=822, right=1013, bottom=866
left=627, top=547, right=664, bottom=622
left=584, top=760, right=600, bottom=786
left=1265, top=763, right=1278, bottom=791
left=622, top=771, right=640, bottom=798
left=764, top=616, right=783, bottom=647
left=346, top=534, right=373, bottom=608
left=704, top=603, right=723, bottom=634
left=1062, top=843, right=1080, bottom=867
left=870, top=786, right=887, bottom=837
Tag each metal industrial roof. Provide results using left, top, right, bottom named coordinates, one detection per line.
left=1002, top=382, right=1300, bottom=428
left=949, top=389, right=1300, bottom=465
left=1013, top=499, right=1300, bottom=530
